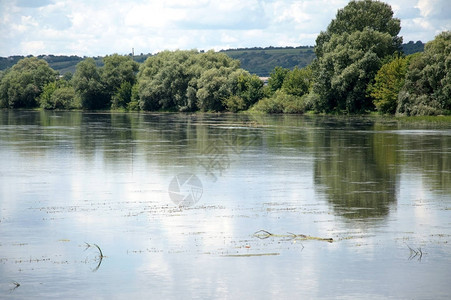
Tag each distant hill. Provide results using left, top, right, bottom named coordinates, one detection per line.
left=0, top=42, right=425, bottom=77
left=401, top=41, right=425, bottom=55
left=220, top=46, right=316, bottom=77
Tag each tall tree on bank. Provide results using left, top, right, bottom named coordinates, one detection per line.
left=313, top=0, right=402, bottom=113
left=102, top=54, right=139, bottom=109
left=0, top=57, right=57, bottom=108
left=72, top=58, right=109, bottom=110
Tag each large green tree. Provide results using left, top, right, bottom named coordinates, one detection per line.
left=72, top=58, right=109, bottom=110
left=397, top=31, right=451, bottom=115
left=0, top=57, right=57, bottom=108
left=102, top=54, right=138, bottom=109
left=313, top=0, right=402, bottom=113
left=137, top=50, right=241, bottom=111
left=315, top=0, right=401, bottom=58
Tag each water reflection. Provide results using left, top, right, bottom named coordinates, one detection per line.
left=1, top=111, right=451, bottom=299
left=312, top=118, right=399, bottom=220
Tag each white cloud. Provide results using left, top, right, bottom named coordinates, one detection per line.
left=0, top=0, right=449, bottom=56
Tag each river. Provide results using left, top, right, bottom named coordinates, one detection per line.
left=0, top=111, right=450, bottom=299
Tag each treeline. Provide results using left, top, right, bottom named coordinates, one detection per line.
left=0, top=42, right=423, bottom=77
left=0, top=51, right=266, bottom=111
left=252, top=0, right=450, bottom=115
left=0, top=0, right=449, bottom=115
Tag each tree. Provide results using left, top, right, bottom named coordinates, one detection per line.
left=138, top=50, right=199, bottom=111
left=72, top=58, right=108, bottom=110
left=397, top=31, right=451, bottom=115
left=137, top=50, right=241, bottom=111
left=244, top=74, right=265, bottom=106
left=368, top=55, right=409, bottom=114
left=0, top=57, right=57, bottom=108
left=267, top=66, right=289, bottom=93
left=282, top=66, right=312, bottom=97
left=50, top=86, right=76, bottom=109
left=312, top=0, right=402, bottom=113
left=40, top=79, right=77, bottom=110
left=315, top=0, right=401, bottom=58
left=102, top=54, right=138, bottom=108
left=111, top=81, right=133, bottom=110
left=196, top=67, right=231, bottom=111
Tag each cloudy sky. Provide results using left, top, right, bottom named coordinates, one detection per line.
left=0, top=0, right=450, bottom=57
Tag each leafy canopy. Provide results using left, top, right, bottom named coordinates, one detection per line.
left=312, top=0, right=402, bottom=113
left=398, top=31, right=451, bottom=115
left=72, top=58, right=109, bottom=110
left=368, top=55, right=409, bottom=114
left=0, top=57, right=57, bottom=108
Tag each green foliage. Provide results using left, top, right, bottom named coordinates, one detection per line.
left=251, top=96, right=284, bottom=114
left=397, top=31, right=451, bottom=116
left=102, top=54, right=138, bottom=100
left=40, top=79, right=77, bottom=110
left=138, top=50, right=198, bottom=111
left=50, top=86, right=76, bottom=109
left=39, top=81, right=58, bottom=109
left=0, top=44, right=421, bottom=78
left=282, top=66, right=312, bottom=97
left=315, top=0, right=401, bottom=58
left=223, top=95, right=246, bottom=113
left=368, top=56, right=409, bottom=114
left=402, top=41, right=425, bottom=55
left=251, top=90, right=306, bottom=114
left=63, top=72, right=73, bottom=81
left=72, top=58, right=109, bottom=110
left=234, top=73, right=264, bottom=107
left=267, top=66, right=289, bottom=94
left=111, top=81, right=133, bottom=110
left=137, top=50, right=244, bottom=112
left=196, top=67, right=231, bottom=111
left=312, top=0, right=402, bottom=113
left=0, top=57, right=57, bottom=108
left=127, top=83, right=140, bottom=111
left=222, top=46, right=315, bottom=77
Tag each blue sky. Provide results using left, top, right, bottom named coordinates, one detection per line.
left=0, top=0, right=450, bottom=57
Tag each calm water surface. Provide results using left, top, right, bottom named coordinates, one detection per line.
left=0, top=111, right=450, bottom=299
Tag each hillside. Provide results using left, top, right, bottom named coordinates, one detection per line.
left=0, top=42, right=424, bottom=77
left=220, top=46, right=316, bottom=76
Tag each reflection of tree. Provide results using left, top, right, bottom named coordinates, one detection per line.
left=313, top=119, right=399, bottom=219
left=0, top=111, right=263, bottom=171
left=399, top=132, right=451, bottom=195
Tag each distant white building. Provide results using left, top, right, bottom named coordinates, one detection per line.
left=259, top=77, right=269, bottom=85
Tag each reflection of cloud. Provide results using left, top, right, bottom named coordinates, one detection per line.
left=16, top=0, right=54, bottom=8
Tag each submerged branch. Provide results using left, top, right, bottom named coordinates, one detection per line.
left=253, top=230, right=333, bottom=243
left=85, top=242, right=105, bottom=271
